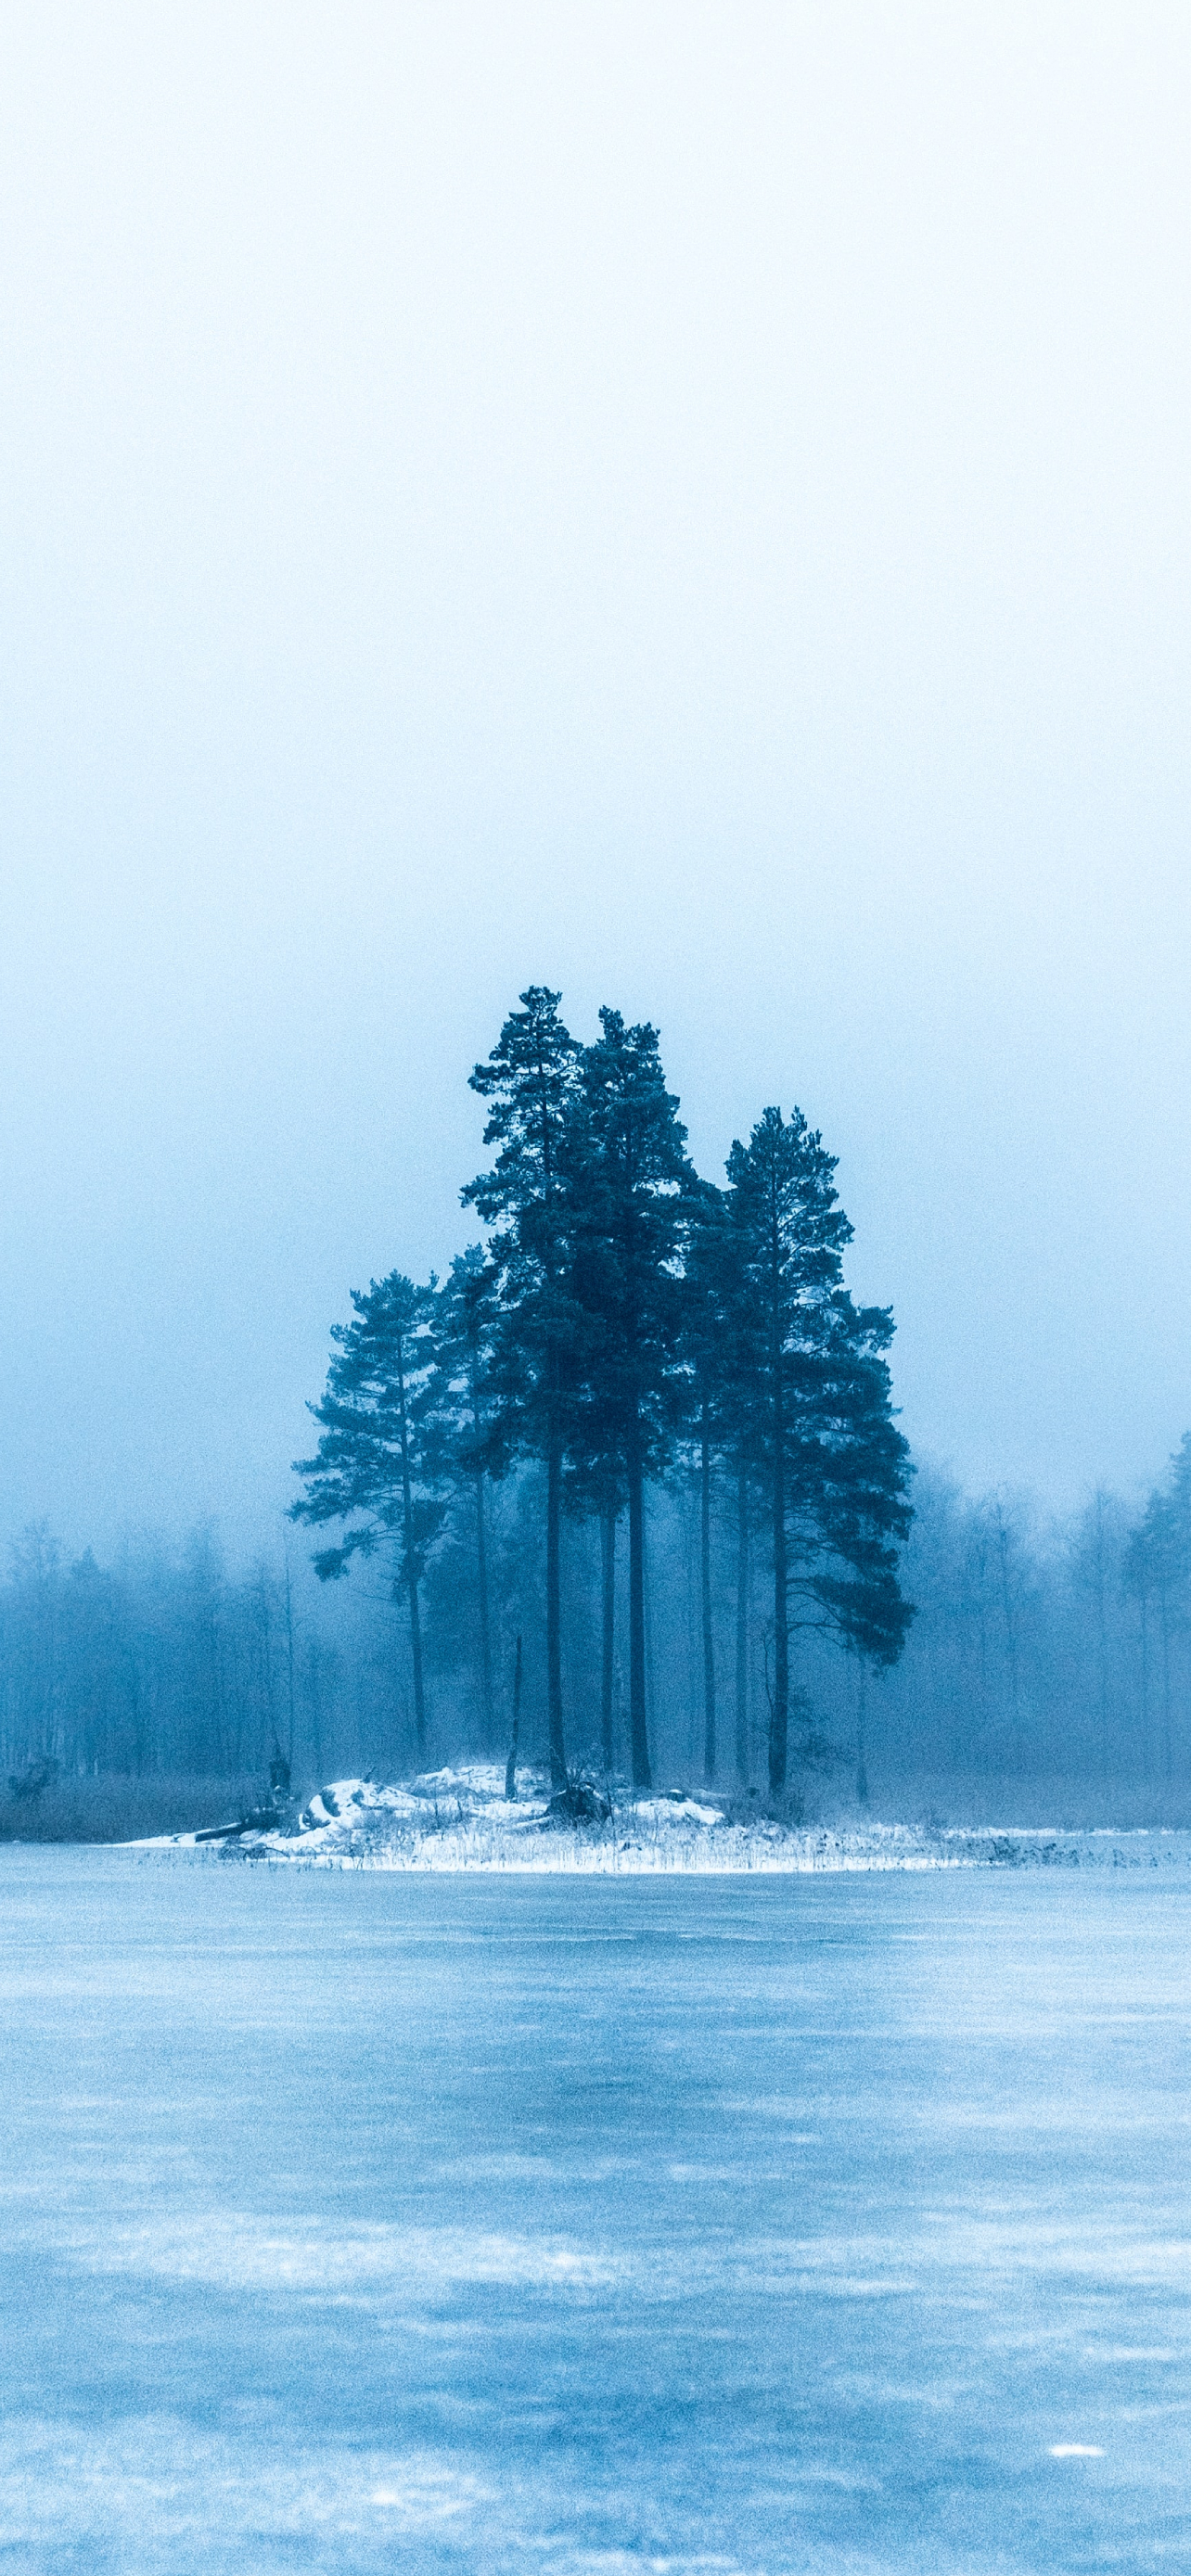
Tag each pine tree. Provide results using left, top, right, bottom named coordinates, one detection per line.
left=289, top=1271, right=443, bottom=1754
left=724, top=1106, right=913, bottom=1795
left=681, top=1179, right=735, bottom=1783
left=598, top=1498, right=619, bottom=1773
left=568, top=1010, right=693, bottom=1790
left=735, top=1460, right=750, bottom=1784
left=464, top=988, right=583, bottom=1790
left=561, top=1447, right=625, bottom=1774
left=429, top=1248, right=498, bottom=1741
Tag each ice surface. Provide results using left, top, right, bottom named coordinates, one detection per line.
left=0, top=1855, right=1189, bottom=2569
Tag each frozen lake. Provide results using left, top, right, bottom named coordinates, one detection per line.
left=0, top=1855, right=1188, bottom=2571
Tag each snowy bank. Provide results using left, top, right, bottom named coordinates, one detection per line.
left=134, top=1766, right=1191, bottom=1874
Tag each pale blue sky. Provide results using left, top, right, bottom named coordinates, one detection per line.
left=3, top=3, right=1190, bottom=1548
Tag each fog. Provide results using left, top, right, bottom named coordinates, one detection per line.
left=4, top=3, right=1191, bottom=1557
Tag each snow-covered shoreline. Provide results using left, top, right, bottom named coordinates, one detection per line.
left=134, top=1766, right=1191, bottom=1875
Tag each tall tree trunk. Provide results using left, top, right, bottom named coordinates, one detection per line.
left=600, top=1508, right=616, bottom=1772
left=283, top=1557, right=297, bottom=1771
left=855, top=1655, right=868, bottom=1804
left=1095, top=1493, right=1109, bottom=1770
left=770, top=1431, right=788, bottom=1795
left=700, top=1411, right=715, bottom=1782
left=307, top=1642, right=323, bottom=1777
left=407, top=1575, right=427, bottom=1753
left=475, top=1471, right=493, bottom=1742
left=995, top=1513, right=1022, bottom=1774
left=735, top=1461, right=749, bottom=1784
left=627, top=1435, right=651, bottom=1790
left=769, top=1193, right=788, bottom=1796
left=1139, top=1588, right=1150, bottom=1780
left=397, top=1356, right=427, bottom=1753
left=1160, top=1582, right=1172, bottom=1782
left=545, top=1432, right=567, bottom=1789
left=505, top=1633, right=522, bottom=1800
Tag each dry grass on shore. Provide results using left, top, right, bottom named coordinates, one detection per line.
left=845, top=1770, right=1191, bottom=1832
left=0, top=1776, right=259, bottom=1845
left=9, top=1763, right=1191, bottom=1852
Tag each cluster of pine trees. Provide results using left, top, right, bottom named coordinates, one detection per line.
left=291, top=986, right=914, bottom=1794
left=12, top=986, right=1191, bottom=1813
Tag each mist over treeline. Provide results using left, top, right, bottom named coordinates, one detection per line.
left=4, top=1445, right=1191, bottom=1804
left=6, top=981, right=1189, bottom=1815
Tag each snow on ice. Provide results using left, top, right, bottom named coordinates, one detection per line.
left=134, top=1766, right=1191, bottom=1874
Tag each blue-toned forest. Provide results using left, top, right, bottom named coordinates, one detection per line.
left=3, top=990, right=1189, bottom=1829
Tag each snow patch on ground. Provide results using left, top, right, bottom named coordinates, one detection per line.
left=134, top=1766, right=1191, bottom=1874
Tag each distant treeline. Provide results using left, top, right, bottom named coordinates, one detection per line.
left=9, top=983, right=1185, bottom=1807
left=878, top=1444, right=1191, bottom=1786
left=291, top=985, right=913, bottom=1798
left=4, top=1439, right=1191, bottom=1798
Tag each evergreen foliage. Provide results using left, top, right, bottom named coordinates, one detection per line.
left=289, top=1270, right=442, bottom=1750
left=721, top=1106, right=914, bottom=1792
left=567, top=1010, right=694, bottom=1787
left=288, top=988, right=915, bottom=1787
left=681, top=1178, right=736, bottom=1785
left=429, top=1249, right=498, bottom=1738
left=462, top=986, right=583, bottom=1787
